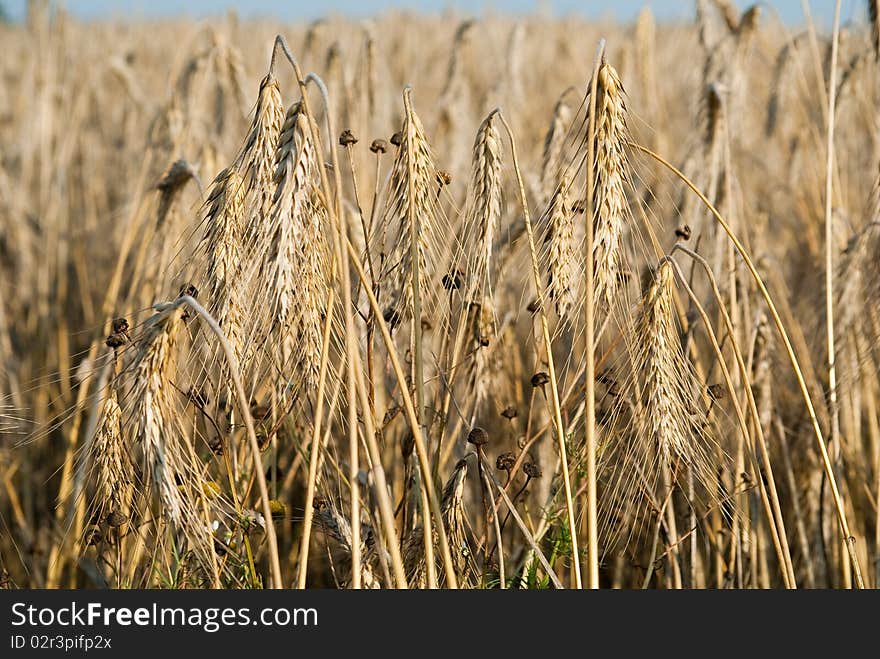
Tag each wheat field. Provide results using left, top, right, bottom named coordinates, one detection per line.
left=1, top=0, right=879, bottom=589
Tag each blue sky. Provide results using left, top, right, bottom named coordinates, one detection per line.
left=2, top=1, right=863, bottom=28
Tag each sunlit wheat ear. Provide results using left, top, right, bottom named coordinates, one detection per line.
left=592, top=61, right=630, bottom=312
left=130, top=305, right=187, bottom=525
left=240, top=73, right=284, bottom=246
left=403, top=459, right=471, bottom=588
left=92, top=388, right=132, bottom=521
left=380, top=88, right=439, bottom=321
left=544, top=172, right=578, bottom=322
left=600, top=262, right=722, bottom=547
left=202, top=167, right=246, bottom=364
left=265, top=102, right=310, bottom=331
left=540, top=92, right=573, bottom=204
left=264, top=101, right=327, bottom=391
left=634, top=262, right=720, bottom=501
left=294, top=186, right=330, bottom=391
left=466, top=110, right=503, bottom=297
left=638, top=262, right=701, bottom=467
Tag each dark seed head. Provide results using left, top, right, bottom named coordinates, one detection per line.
left=707, top=383, right=726, bottom=400
left=250, top=402, right=271, bottom=421
left=531, top=372, right=550, bottom=388
left=106, top=316, right=130, bottom=348
left=338, top=129, right=358, bottom=146
left=675, top=224, right=692, bottom=240
left=527, top=298, right=541, bottom=314
left=390, top=131, right=403, bottom=146
left=442, top=269, right=463, bottom=291
left=383, top=306, right=401, bottom=330
left=106, top=511, right=127, bottom=528
left=436, top=170, right=452, bottom=186
left=208, top=436, right=223, bottom=455
left=523, top=462, right=542, bottom=479
left=85, top=526, right=103, bottom=546
left=105, top=331, right=128, bottom=349
left=179, top=283, right=198, bottom=299
left=500, top=406, right=518, bottom=420
left=370, top=138, right=388, bottom=154
left=496, top=452, right=516, bottom=472
left=467, top=426, right=489, bottom=448
left=400, top=432, right=415, bottom=460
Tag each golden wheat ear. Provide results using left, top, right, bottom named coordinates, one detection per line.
left=466, top=110, right=504, bottom=301
left=592, top=61, right=630, bottom=314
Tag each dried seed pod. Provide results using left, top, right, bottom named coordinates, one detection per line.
left=370, top=138, right=388, bottom=153
left=383, top=306, right=401, bottom=329
left=523, top=462, right=542, bottom=479
left=707, top=383, right=726, bottom=400
left=339, top=129, right=358, bottom=146
left=106, top=511, right=128, bottom=528
left=467, top=426, right=489, bottom=447
left=106, top=331, right=128, bottom=349
left=531, top=372, right=550, bottom=387
left=496, top=451, right=516, bottom=471
left=500, top=406, right=518, bottom=420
